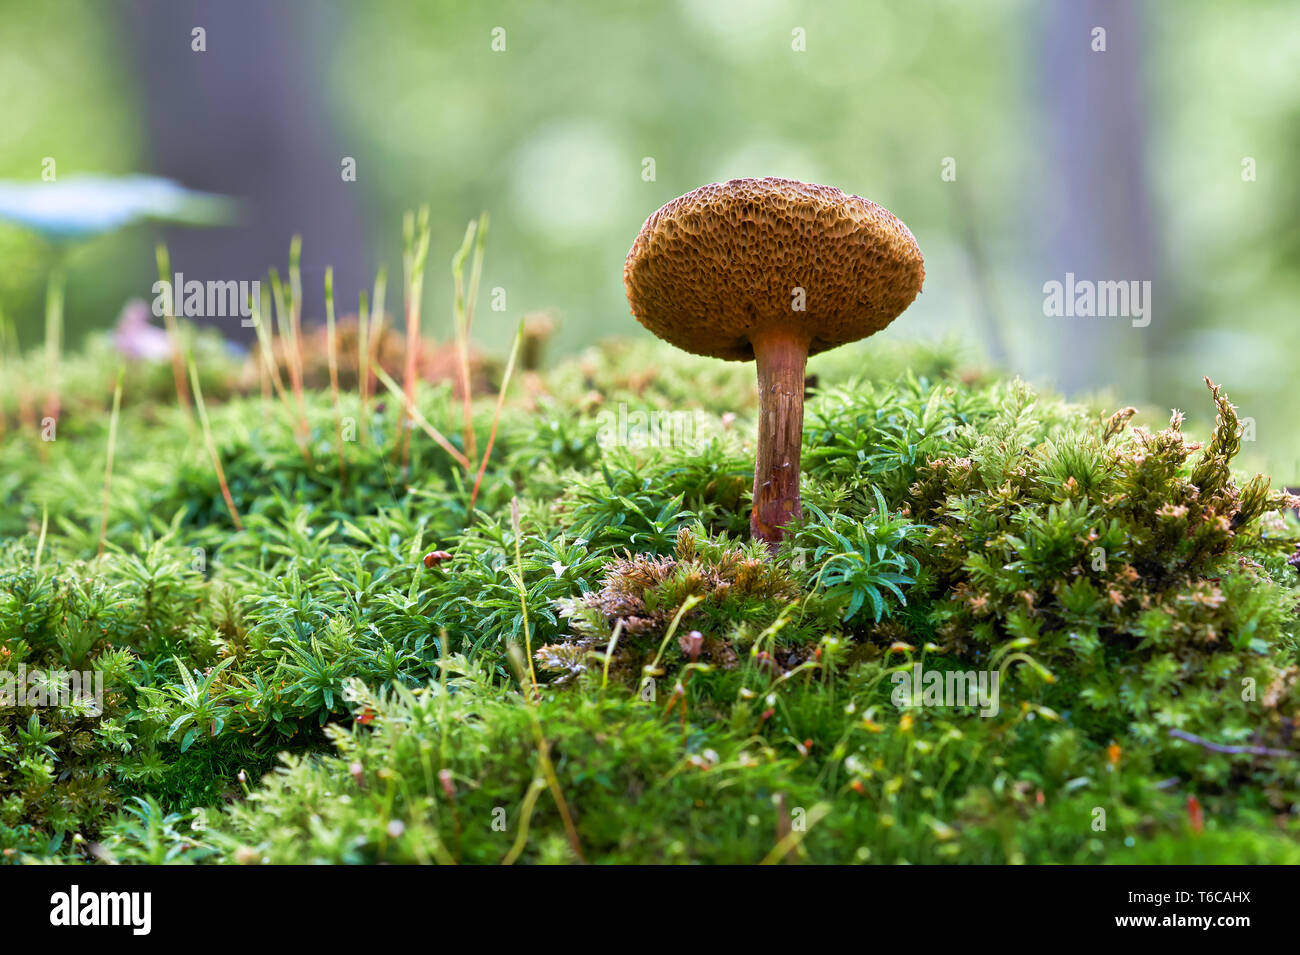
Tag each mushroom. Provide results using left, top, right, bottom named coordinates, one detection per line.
left=624, top=177, right=924, bottom=546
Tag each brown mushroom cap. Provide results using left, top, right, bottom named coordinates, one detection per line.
left=624, top=177, right=924, bottom=361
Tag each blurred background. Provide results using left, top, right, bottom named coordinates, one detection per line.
left=1, top=0, right=1297, bottom=473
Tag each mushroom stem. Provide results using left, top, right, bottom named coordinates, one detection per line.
left=750, top=326, right=810, bottom=546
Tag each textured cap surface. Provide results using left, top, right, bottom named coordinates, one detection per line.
left=624, top=178, right=924, bottom=360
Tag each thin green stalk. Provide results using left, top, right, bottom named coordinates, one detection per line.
left=406, top=529, right=425, bottom=605
left=249, top=292, right=291, bottom=406
left=154, top=244, right=193, bottom=422
left=288, top=236, right=306, bottom=401
left=758, top=802, right=830, bottom=865
left=509, top=497, right=539, bottom=697
left=500, top=777, right=547, bottom=866
left=43, top=269, right=63, bottom=432
left=646, top=595, right=704, bottom=677
left=358, top=266, right=388, bottom=448
left=464, top=213, right=489, bottom=342
left=505, top=644, right=586, bottom=863
left=0, top=309, right=12, bottom=443
left=469, top=318, right=523, bottom=513
left=187, top=355, right=243, bottom=530
left=451, top=215, right=487, bottom=466
left=400, top=209, right=430, bottom=469
left=248, top=291, right=310, bottom=465
left=357, top=290, right=370, bottom=446
left=325, top=267, right=346, bottom=484
left=33, top=505, right=48, bottom=572
left=96, top=369, right=124, bottom=558
left=269, top=267, right=310, bottom=454
left=370, top=265, right=388, bottom=346
left=599, top=619, right=624, bottom=696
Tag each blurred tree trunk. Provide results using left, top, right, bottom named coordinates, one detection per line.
left=122, top=0, right=371, bottom=340
left=1039, top=0, right=1161, bottom=396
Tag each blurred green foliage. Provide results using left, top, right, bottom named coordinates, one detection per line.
left=0, top=0, right=145, bottom=341
left=1, top=0, right=1299, bottom=481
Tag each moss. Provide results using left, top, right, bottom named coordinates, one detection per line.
left=541, top=526, right=820, bottom=685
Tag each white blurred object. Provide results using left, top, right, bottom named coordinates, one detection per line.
left=0, top=175, right=236, bottom=240
left=113, top=299, right=173, bottom=361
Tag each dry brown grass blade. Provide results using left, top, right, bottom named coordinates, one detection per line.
left=372, top=363, right=470, bottom=471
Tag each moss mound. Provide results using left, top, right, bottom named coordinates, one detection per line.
left=2, top=321, right=1298, bottom=864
